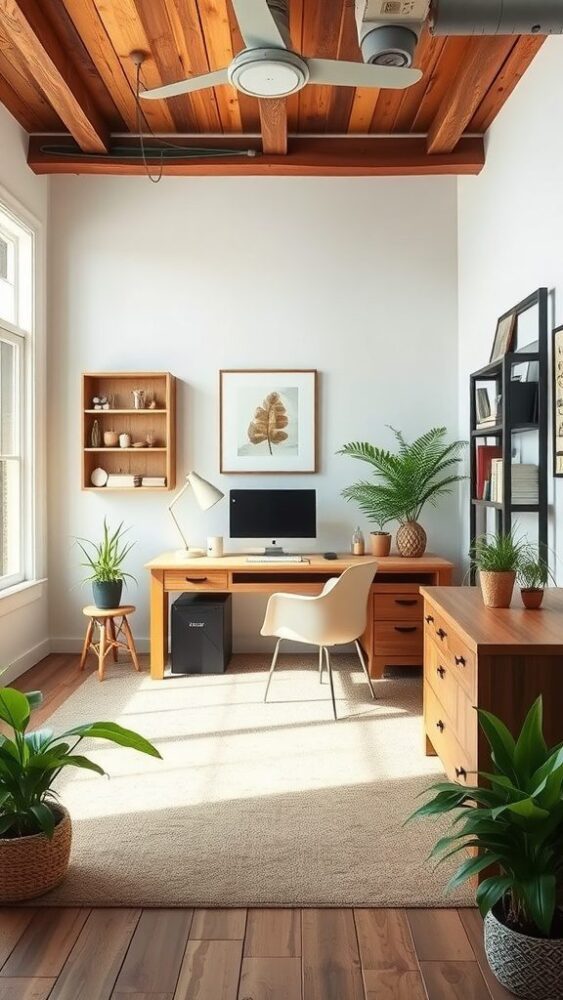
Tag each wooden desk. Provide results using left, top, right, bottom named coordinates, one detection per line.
left=146, top=552, right=453, bottom=680
left=421, top=586, right=563, bottom=784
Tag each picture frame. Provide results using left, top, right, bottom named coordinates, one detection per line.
left=219, top=369, right=318, bottom=474
left=553, top=326, right=563, bottom=477
left=489, top=309, right=517, bottom=363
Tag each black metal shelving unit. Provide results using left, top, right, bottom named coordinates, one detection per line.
left=469, top=288, right=549, bottom=576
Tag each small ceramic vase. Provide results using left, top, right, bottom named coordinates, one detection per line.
left=103, top=430, right=119, bottom=447
left=90, top=419, right=101, bottom=448
left=119, top=433, right=131, bottom=449
left=131, top=389, right=146, bottom=409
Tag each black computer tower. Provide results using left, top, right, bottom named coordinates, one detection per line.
left=171, top=593, right=232, bottom=674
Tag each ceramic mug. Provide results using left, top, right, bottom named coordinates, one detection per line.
left=119, top=433, right=131, bottom=449
left=207, top=536, right=223, bottom=558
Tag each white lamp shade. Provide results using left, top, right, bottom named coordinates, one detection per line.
left=186, top=471, right=224, bottom=511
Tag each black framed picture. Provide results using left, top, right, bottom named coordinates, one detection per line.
left=489, top=309, right=517, bottom=363
left=554, top=325, right=563, bottom=477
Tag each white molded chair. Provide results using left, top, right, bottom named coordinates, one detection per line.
left=261, top=560, right=378, bottom=720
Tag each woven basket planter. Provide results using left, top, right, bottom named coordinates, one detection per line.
left=479, top=570, right=516, bottom=608
left=370, top=532, right=392, bottom=557
left=396, top=521, right=427, bottom=558
left=0, top=806, right=72, bottom=902
left=485, top=910, right=563, bottom=1000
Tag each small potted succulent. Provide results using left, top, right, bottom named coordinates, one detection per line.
left=339, top=427, right=466, bottom=558
left=470, top=530, right=527, bottom=608
left=409, top=697, right=563, bottom=1000
left=518, top=548, right=553, bottom=609
left=77, top=518, right=136, bottom=609
left=0, top=684, right=160, bottom=901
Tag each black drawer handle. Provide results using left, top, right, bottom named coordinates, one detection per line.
left=436, top=720, right=445, bottom=732
left=437, top=666, right=446, bottom=679
left=394, top=626, right=417, bottom=633
left=436, top=628, right=447, bottom=641
left=395, top=599, right=417, bottom=607
left=425, top=614, right=434, bottom=624
left=455, top=655, right=466, bottom=667
left=455, top=767, right=467, bottom=780
left=185, top=576, right=208, bottom=583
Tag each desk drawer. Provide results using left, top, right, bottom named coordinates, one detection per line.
left=424, top=681, right=477, bottom=784
left=373, top=621, right=423, bottom=656
left=164, top=570, right=229, bottom=592
left=426, top=642, right=477, bottom=755
left=374, top=592, right=422, bottom=621
left=424, top=607, right=477, bottom=699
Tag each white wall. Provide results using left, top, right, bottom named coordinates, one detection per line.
left=458, top=38, right=563, bottom=575
left=48, top=174, right=460, bottom=651
left=0, top=104, right=50, bottom=680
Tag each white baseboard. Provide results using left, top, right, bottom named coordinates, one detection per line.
left=51, top=636, right=151, bottom=655
left=3, top=638, right=52, bottom=684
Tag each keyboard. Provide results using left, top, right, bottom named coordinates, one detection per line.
left=245, top=555, right=307, bottom=564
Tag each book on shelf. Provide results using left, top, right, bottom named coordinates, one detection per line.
left=476, top=445, right=502, bottom=500
left=142, top=476, right=167, bottom=487
left=489, top=461, right=539, bottom=504
left=106, top=473, right=138, bottom=488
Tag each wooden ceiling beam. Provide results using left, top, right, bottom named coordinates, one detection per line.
left=258, top=99, right=288, bottom=155
left=427, top=35, right=515, bottom=154
left=0, top=0, right=109, bottom=152
left=469, top=35, right=545, bottom=133
left=28, top=134, right=485, bottom=176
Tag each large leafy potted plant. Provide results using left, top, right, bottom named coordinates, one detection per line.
left=339, top=427, right=466, bottom=558
left=470, top=530, right=527, bottom=608
left=409, top=697, right=563, bottom=1000
left=77, top=518, right=136, bottom=609
left=0, top=685, right=160, bottom=902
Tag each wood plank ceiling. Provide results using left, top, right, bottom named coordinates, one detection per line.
left=0, top=0, right=545, bottom=176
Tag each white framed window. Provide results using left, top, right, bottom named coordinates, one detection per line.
left=0, top=203, right=34, bottom=593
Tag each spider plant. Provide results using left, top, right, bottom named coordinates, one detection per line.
left=470, top=530, right=528, bottom=574
left=518, top=549, right=554, bottom=590
left=76, top=518, right=136, bottom=586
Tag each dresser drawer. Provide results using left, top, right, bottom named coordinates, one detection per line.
left=164, top=570, right=229, bottom=591
left=424, top=604, right=477, bottom=699
left=426, top=642, right=478, bottom=757
left=424, top=681, right=477, bottom=784
left=374, top=592, right=422, bottom=621
left=373, top=621, right=423, bottom=656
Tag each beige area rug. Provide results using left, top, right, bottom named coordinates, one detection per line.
left=39, top=655, right=472, bottom=907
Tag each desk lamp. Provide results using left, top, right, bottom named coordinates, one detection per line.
left=168, top=471, right=224, bottom=558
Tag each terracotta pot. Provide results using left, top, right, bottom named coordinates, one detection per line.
left=370, top=532, right=392, bottom=557
left=484, top=908, right=563, bottom=1000
left=479, top=570, right=516, bottom=608
left=521, top=588, right=544, bottom=610
left=0, top=806, right=71, bottom=902
left=396, top=521, right=427, bottom=558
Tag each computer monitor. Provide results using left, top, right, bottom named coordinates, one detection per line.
left=230, top=489, right=316, bottom=554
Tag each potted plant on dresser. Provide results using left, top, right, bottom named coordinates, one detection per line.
left=409, top=697, right=563, bottom=1000
left=77, top=518, right=136, bottom=609
left=470, top=530, right=527, bottom=608
left=0, top=684, right=160, bottom=901
left=339, top=426, right=466, bottom=558
left=518, top=548, right=553, bottom=610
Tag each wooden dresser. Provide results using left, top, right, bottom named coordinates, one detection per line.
left=421, top=587, right=563, bottom=784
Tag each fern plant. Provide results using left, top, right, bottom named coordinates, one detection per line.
left=338, top=427, right=466, bottom=527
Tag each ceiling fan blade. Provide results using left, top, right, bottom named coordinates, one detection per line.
left=306, top=59, right=422, bottom=90
left=140, top=68, right=229, bottom=101
left=232, top=0, right=289, bottom=49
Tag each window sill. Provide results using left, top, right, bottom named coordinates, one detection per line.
left=0, top=578, right=47, bottom=618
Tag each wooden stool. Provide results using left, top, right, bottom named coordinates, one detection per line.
left=80, top=605, right=141, bottom=681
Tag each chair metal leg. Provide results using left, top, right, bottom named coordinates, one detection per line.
left=324, top=647, right=338, bottom=721
left=264, top=638, right=282, bottom=703
left=355, top=639, right=376, bottom=700
left=318, top=645, right=324, bottom=684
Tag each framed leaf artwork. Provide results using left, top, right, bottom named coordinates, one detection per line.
left=554, top=325, right=563, bottom=477
left=220, top=369, right=318, bottom=473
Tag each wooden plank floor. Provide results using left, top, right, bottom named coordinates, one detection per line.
left=4, top=655, right=509, bottom=1000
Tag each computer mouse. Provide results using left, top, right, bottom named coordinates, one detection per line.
left=323, top=552, right=338, bottom=560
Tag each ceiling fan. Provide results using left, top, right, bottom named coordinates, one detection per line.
left=140, top=0, right=563, bottom=104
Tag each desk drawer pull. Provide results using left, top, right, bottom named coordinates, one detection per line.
left=185, top=576, right=208, bottom=583
left=455, top=655, right=466, bottom=667
left=436, top=666, right=446, bottom=679
left=455, top=767, right=467, bottom=781
left=436, top=720, right=445, bottom=732
left=394, top=626, right=417, bottom=634
left=425, top=614, right=434, bottom=624
left=436, top=628, right=447, bottom=641
left=395, top=599, right=418, bottom=606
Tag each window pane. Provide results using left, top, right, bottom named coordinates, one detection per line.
left=0, top=235, right=16, bottom=326
left=0, top=339, right=17, bottom=455
left=0, top=458, right=21, bottom=580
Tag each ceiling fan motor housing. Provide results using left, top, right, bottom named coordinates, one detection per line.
left=355, top=1, right=428, bottom=67
left=431, top=0, right=563, bottom=35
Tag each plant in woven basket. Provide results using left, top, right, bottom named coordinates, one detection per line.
left=339, top=427, right=466, bottom=557
left=76, top=518, right=136, bottom=609
left=248, top=392, right=289, bottom=455
left=408, top=697, right=563, bottom=998
left=0, top=684, right=161, bottom=902
left=469, top=530, right=528, bottom=608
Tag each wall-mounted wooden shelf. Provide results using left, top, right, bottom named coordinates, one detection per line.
left=81, top=372, right=176, bottom=491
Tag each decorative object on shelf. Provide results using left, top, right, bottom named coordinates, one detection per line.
left=518, top=547, right=553, bottom=609
left=351, top=526, right=365, bottom=556
left=553, top=325, right=563, bottom=477
left=148, top=400, right=157, bottom=409
left=103, top=430, right=119, bottom=447
left=220, top=369, right=317, bottom=473
left=409, top=696, right=563, bottom=1000
left=132, top=441, right=146, bottom=448
left=0, top=683, right=160, bottom=901
left=207, top=535, right=224, bottom=558
left=119, top=432, right=131, bottom=449
left=169, top=471, right=225, bottom=558
left=90, top=467, right=108, bottom=488
left=146, top=434, right=156, bottom=447
left=370, top=530, right=391, bottom=557
left=469, top=530, right=527, bottom=608
left=76, top=518, right=136, bottom=609
left=339, top=426, right=466, bottom=559
left=490, top=308, right=517, bottom=363
left=131, top=389, right=146, bottom=409
left=90, top=419, right=101, bottom=448
left=476, top=387, right=492, bottom=424
left=92, top=395, right=110, bottom=410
